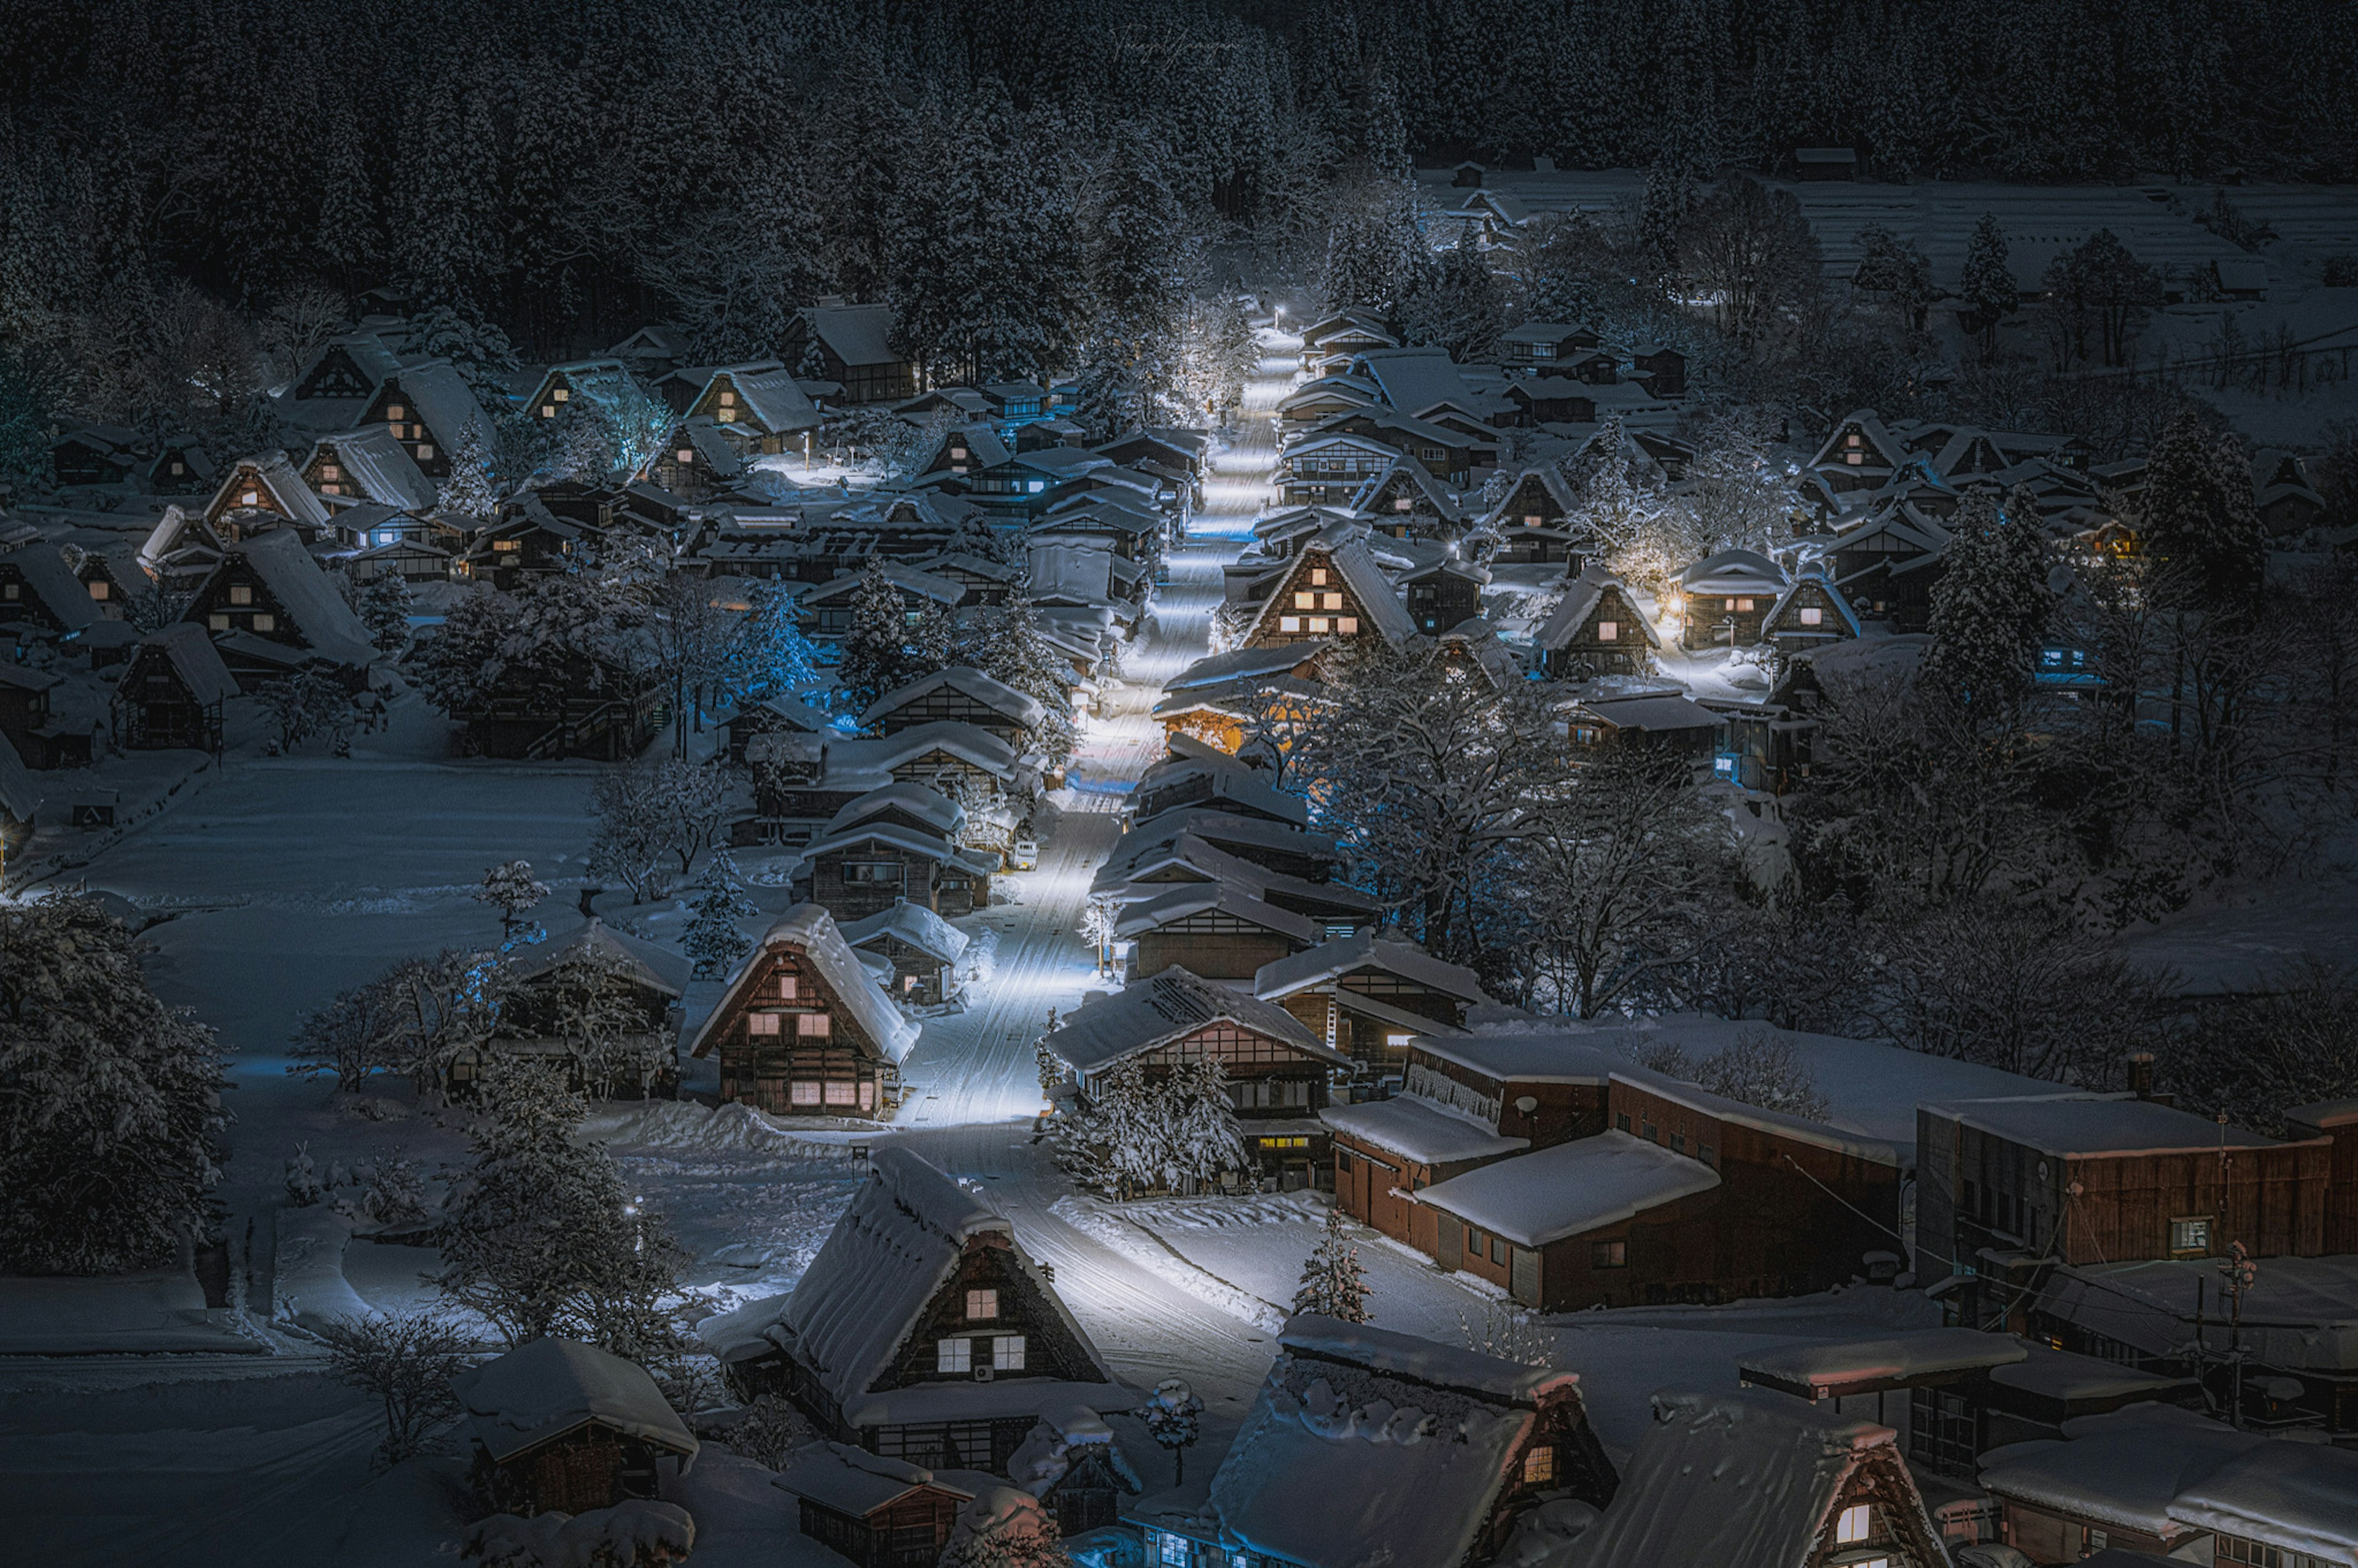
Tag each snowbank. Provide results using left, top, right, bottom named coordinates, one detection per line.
left=274, top=1205, right=373, bottom=1332
left=1049, top=1195, right=1286, bottom=1333
left=0, top=1268, right=256, bottom=1356
left=578, top=1101, right=876, bottom=1157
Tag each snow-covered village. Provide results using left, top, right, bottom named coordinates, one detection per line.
left=9, top=2, right=2358, bottom=1564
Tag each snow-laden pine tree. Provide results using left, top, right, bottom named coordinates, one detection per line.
left=1398, top=239, right=1505, bottom=362
left=0, top=895, right=227, bottom=1275
left=1923, top=489, right=2052, bottom=716
left=1320, top=181, right=1420, bottom=315
left=1161, top=1057, right=1248, bottom=1190
left=352, top=571, right=414, bottom=654
left=1959, top=214, right=2016, bottom=352
left=683, top=848, right=758, bottom=979
left=721, top=579, right=819, bottom=708
left=1140, top=1379, right=1204, bottom=1483
left=434, top=1057, right=698, bottom=1359
left=964, top=589, right=1077, bottom=767
left=438, top=418, right=498, bottom=521
left=1079, top=136, right=1190, bottom=432
left=835, top=559, right=917, bottom=715
left=1291, top=1204, right=1371, bottom=1323
left=2137, top=411, right=2267, bottom=615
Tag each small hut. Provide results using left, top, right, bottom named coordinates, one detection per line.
left=452, top=1338, right=699, bottom=1516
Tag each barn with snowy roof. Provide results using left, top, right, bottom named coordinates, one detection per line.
left=451, top=1336, right=699, bottom=1517
left=710, top=1146, right=1128, bottom=1478
left=688, top=904, right=919, bottom=1117
left=1561, top=1388, right=1945, bottom=1568
left=1133, top=1314, right=1614, bottom=1568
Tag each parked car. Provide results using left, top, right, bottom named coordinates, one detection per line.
left=1010, top=838, right=1039, bottom=871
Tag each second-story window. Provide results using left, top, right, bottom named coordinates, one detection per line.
left=965, top=1288, right=998, bottom=1321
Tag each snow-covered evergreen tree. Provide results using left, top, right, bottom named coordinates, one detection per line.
left=473, top=859, right=550, bottom=936
left=940, top=1486, right=1070, bottom=1568
left=682, top=849, right=757, bottom=979
left=964, top=589, right=1077, bottom=767
left=2137, top=411, right=2267, bottom=614
left=835, top=559, right=917, bottom=715
left=349, top=571, right=414, bottom=654
left=1079, top=135, right=1190, bottom=430
left=438, top=417, right=499, bottom=520
left=0, top=895, right=227, bottom=1275
left=434, top=1057, right=698, bottom=1359
left=1290, top=1204, right=1371, bottom=1323
left=1035, top=1011, right=1065, bottom=1107
left=720, top=579, right=819, bottom=708
left=1959, top=214, right=2017, bottom=352
left=1924, top=489, right=2052, bottom=715
left=1399, top=239, right=1505, bottom=361
left=1320, top=181, right=1421, bottom=315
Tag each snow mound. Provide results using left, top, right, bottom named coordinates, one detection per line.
left=464, top=1499, right=694, bottom=1567
left=576, top=1101, right=870, bottom=1157
left=274, top=1205, right=372, bottom=1332
left=1049, top=1195, right=1286, bottom=1332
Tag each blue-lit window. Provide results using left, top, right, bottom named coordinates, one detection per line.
left=1027, top=480, right=1045, bottom=493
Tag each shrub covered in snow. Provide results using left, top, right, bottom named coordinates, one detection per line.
left=1138, top=1378, right=1203, bottom=1484
left=463, top=1499, right=695, bottom=1567
left=314, top=1308, right=472, bottom=1467
left=1290, top=1205, right=1371, bottom=1325
left=940, top=1484, right=1069, bottom=1568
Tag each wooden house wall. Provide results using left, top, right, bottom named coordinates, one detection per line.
left=710, top=947, right=893, bottom=1116
left=871, top=689, right=1030, bottom=743
left=2058, top=1143, right=2328, bottom=1265
left=1246, top=549, right=1379, bottom=648
left=798, top=1491, right=965, bottom=1568
left=1765, top=581, right=1854, bottom=645
left=296, top=345, right=379, bottom=400
left=879, top=1231, right=1105, bottom=1392
left=1542, top=584, right=1653, bottom=678
left=361, top=381, right=454, bottom=478
left=187, top=559, right=309, bottom=653
left=1132, top=912, right=1303, bottom=982
left=1406, top=572, right=1482, bottom=634
left=115, top=650, right=224, bottom=751
left=486, top=1426, right=666, bottom=1516
left=856, top=932, right=952, bottom=1004
left=809, top=842, right=941, bottom=922
left=1078, top=1020, right=1333, bottom=1107
left=1681, top=591, right=1775, bottom=650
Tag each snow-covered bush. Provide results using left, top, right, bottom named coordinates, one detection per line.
left=588, top=759, right=735, bottom=905
left=1065, top=1058, right=1247, bottom=1200
left=285, top=1142, right=324, bottom=1206
left=940, top=1486, right=1069, bottom=1568
left=1138, top=1379, right=1203, bottom=1485
left=475, top=860, right=551, bottom=936
left=290, top=949, right=508, bottom=1094
left=314, top=1308, right=472, bottom=1467
left=714, top=1393, right=817, bottom=1470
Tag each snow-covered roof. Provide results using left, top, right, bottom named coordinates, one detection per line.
left=838, top=720, right=1025, bottom=780
left=1928, top=1094, right=2279, bottom=1158
left=1986, top=1343, right=2194, bottom=1406
left=0, top=731, right=38, bottom=822
left=1609, top=1063, right=1902, bottom=1167
left=507, top=917, right=689, bottom=997
left=687, top=904, right=918, bottom=1064
left=220, top=527, right=378, bottom=666
left=1533, top=567, right=1659, bottom=651
left=1207, top=1322, right=1542, bottom=1568
left=1680, top=548, right=1789, bottom=595
left=773, top=1441, right=973, bottom=1516
left=1410, top=1035, right=1624, bottom=1086
left=1254, top=931, right=1490, bottom=1006
left=1352, top=347, right=1476, bottom=423
left=452, top=1337, right=698, bottom=1466
left=804, top=304, right=899, bottom=369
left=1560, top=1388, right=1934, bottom=1568
left=839, top=899, right=970, bottom=966
left=741, top=692, right=836, bottom=733
left=800, top=821, right=963, bottom=868
left=136, top=623, right=239, bottom=705
left=1319, top=1093, right=1529, bottom=1166
left=825, top=780, right=965, bottom=839
left=1103, top=810, right=1345, bottom=880
left=205, top=452, right=336, bottom=531
left=1164, top=643, right=1327, bottom=691
left=1569, top=694, right=1721, bottom=732
left=1762, top=567, right=1862, bottom=639
left=1418, top=1130, right=1721, bottom=1247
left=707, top=361, right=820, bottom=435
left=1046, top=966, right=1344, bottom=1076
left=2036, top=1257, right=2358, bottom=1374
left=1113, top=883, right=1321, bottom=946
left=0, top=543, right=99, bottom=632
left=2166, top=1442, right=2358, bottom=1561
left=1131, top=756, right=1310, bottom=831
left=305, top=426, right=438, bottom=511
left=1326, top=536, right=1419, bottom=646
left=387, top=360, right=499, bottom=457
left=775, top=1148, right=1118, bottom=1419
left=862, top=666, right=1046, bottom=731
left=1283, top=1313, right=1578, bottom=1405
left=1738, top=1329, right=2026, bottom=1400
left=1978, top=1407, right=2262, bottom=1539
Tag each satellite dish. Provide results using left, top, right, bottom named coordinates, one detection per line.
left=1514, top=1096, right=1539, bottom=1114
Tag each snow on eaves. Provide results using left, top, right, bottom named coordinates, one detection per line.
left=1979, top=1406, right=2262, bottom=1539
left=1558, top=1389, right=1928, bottom=1568
left=839, top=899, right=970, bottom=965
left=1417, top=1130, right=1720, bottom=1247
left=774, top=1440, right=973, bottom=1516
left=1925, top=1093, right=2280, bottom=1159
left=2166, top=1442, right=2358, bottom=1561
left=862, top=666, right=1046, bottom=732
left=827, top=781, right=966, bottom=839
left=222, top=526, right=379, bottom=667
left=1318, top=1093, right=1529, bottom=1166
left=686, top=904, right=918, bottom=1065
left=1737, top=1328, right=2026, bottom=1398
left=1283, top=1313, right=1574, bottom=1405
left=507, top=917, right=689, bottom=997
left=1254, top=930, right=1490, bottom=1007
left=451, top=1337, right=698, bottom=1466
left=1046, top=965, right=1345, bottom=1076
left=1113, top=882, right=1322, bottom=947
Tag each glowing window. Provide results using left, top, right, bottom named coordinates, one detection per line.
left=1835, top=1504, right=1871, bottom=1544
left=1800, top=607, right=1823, bottom=626
left=1311, top=569, right=1328, bottom=586
left=1279, top=616, right=1301, bottom=632
left=320, top=464, right=341, bottom=481
left=798, top=1012, right=831, bottom=1038
left=1523, top=1447, right=1555, bottom=1484
left=936, top=1337, right=971, bottom=1373
left=250, top=613, right=275, bottom=632
left=1597, top=621, right=1617, bottom=641
left=1308, top=617, right=1329, bottom=632
left=966, top=1288, right=999, bottom=1320
left=386, top=404, right=405, bottom=421
left=88, top=581, right=107, bottom=600
left=228, top=585, right=253, bottom=606
left=417, top=444, right=434, bottom=461
left=824, top=1081, right=857, bottom=1106
left=553, top=387, right=569, bottom=402
left=1336, top=617, right=1358, bottom=634
left=677, top=448, right=695, bottom=464
left=992, top=1335, right=1026, bottom=1370
left=790, top=1081, right=822, bottom=1104
left=1294, top=592, right=1315, bottom=610
left=208, top=613, right=230, bottom=631
left=541, top=405, right=556, bottom=419
left=240, top=491, right=259, bottom=506
left=1027, top=481, right=1045, bottom=493
left=776, top=975, right=798, bottom=998
left=718, top=389, right=736, bottom=406
left=748, top=1013, right=782, bottom=1036
left=1321, top=593, right=1342, bottom=610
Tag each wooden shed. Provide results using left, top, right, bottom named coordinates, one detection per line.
left=451, top=1338, right=698, bottom=1516
left=773, top=1443, right=973, bottom=1567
